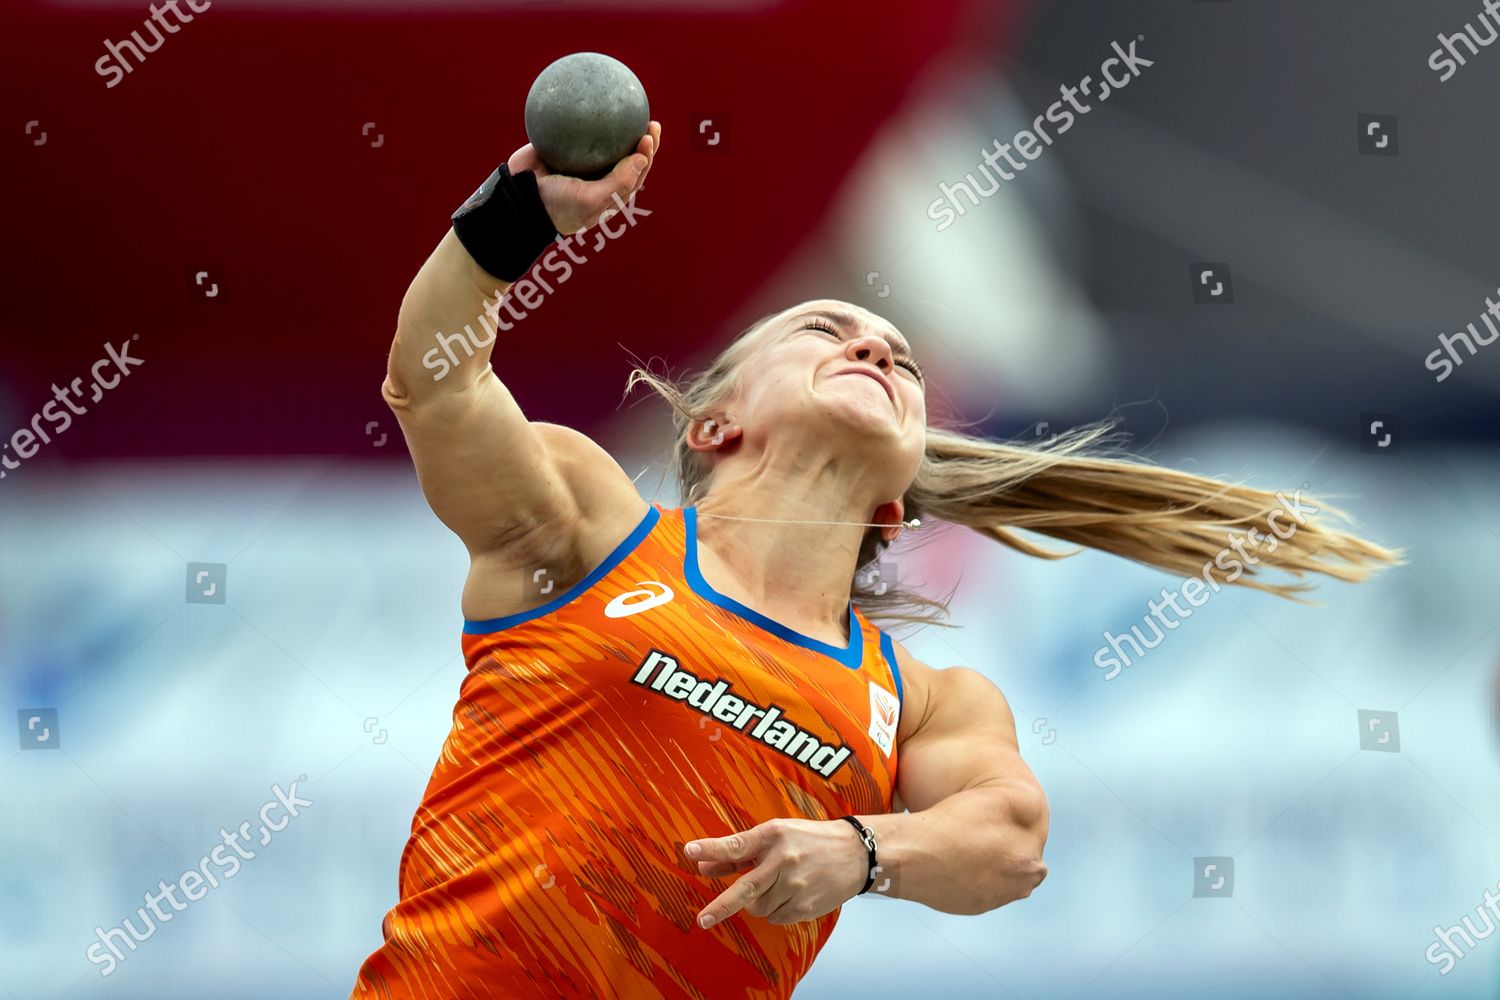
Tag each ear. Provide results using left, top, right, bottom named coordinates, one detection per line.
left=874, top=499, right=906, bottom=542
left=685, top=415, right=742, bottom=454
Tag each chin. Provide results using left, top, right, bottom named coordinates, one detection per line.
left=817, top=396, right=902, bottom=438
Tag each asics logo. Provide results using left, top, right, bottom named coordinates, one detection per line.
left=604, top=581, right=675, bottom=618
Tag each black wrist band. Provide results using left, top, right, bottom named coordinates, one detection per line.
left=450, top=162, right=560, bottom=283
left=839, top=815, right=879, bottom=895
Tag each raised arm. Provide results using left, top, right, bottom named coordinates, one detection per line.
left=383, top=125, right=660, bottom=588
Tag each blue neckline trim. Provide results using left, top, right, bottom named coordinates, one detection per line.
left=463, top=503, right=660, bottom=635
left=879, top=630, right=905, bottom=708
left=684, top=506, right=863, bottom=670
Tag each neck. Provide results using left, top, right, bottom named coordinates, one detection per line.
left=692, top=466, right=885, bottom=646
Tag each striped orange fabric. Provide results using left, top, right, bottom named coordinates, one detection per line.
left=352, top=503, right=904, bottom=999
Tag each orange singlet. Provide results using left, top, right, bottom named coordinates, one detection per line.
left=351, top=503, right=904, bottom=999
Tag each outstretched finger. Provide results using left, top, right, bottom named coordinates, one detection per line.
left=684, top=824, right=770, bottom=866
left=697, top=861, right=780, bottom=929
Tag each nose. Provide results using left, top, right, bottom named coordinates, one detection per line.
left=846, top=333, right=893, bottom=372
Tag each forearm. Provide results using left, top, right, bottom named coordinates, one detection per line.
left=853, top=782, right=1048, bottom=915
left=388, top=228, right=516, bottom=402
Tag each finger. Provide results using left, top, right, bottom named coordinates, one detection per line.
left=685, top=825, right=766, bottom=865
left=619, top=123, right=660, bottom=201
left=698, top=861, right=779, bottom=929
left=635, top=138, right=655, bottom=181
left=506, top=143, right=544, bottom=176
left=640, top=122, right=660, bottom=178
left=630, top=159, right=653, bottom=199
left=627, top=125, right=663, bottom=191
left=583, top=156, right=646, bottom=220
left=605, top=146, right=648, bottom=191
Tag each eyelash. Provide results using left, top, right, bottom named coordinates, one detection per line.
left=804, top=319, right=924, bottom=380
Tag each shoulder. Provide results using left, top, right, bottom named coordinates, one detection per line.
left=885, top=636, right=1013, bottom=748
left=885, top=636, right=936, bottom=748
left=529, top=421, right=651, bottom=538
left=530, top=423, right=638, bottom=507
left=463, top=422, right=651, bottom=619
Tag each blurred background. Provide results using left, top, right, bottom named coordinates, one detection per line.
left=4, top=0, right=1499, bottom=997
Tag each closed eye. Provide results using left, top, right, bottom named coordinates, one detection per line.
left=803, top=319, right=924, bottom=382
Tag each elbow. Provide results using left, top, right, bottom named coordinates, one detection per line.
left=996, top=853, right=1048, bottom=907
left=389, top=324, right=473, bottom=400
left=945, top=849, right=1046, bottom=916
left=972, top=848, right=1047, bottom=913
left=985, top=791, right=1050, bottom=910
left=386, top=330, right=440, bottom=403
left=383, top=342, right=473, bottom=410
left=382, top=371, right=412, bottom=413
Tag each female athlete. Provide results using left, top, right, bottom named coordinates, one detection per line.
left=351, top=122, right=1399, bottom=998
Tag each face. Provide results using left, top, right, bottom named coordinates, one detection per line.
left=719, top=299, right=927, bottom=493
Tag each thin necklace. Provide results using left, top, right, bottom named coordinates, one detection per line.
left=694, top=510, right=922, bottom=531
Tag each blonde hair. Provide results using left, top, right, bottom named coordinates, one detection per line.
left=623, top=309, right=1403, bottom=632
